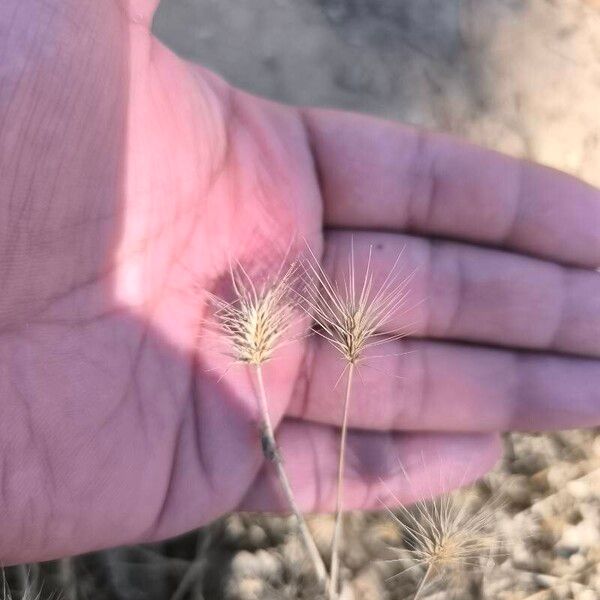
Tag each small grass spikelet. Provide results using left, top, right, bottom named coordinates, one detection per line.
left=208, top=262, right=295, bottom=366
left=301, top=243, right=410, bottom=366
left=385, top=490, right=498, bottom=599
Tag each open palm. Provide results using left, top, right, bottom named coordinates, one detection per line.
left=1, top=0, right=599, bottom=565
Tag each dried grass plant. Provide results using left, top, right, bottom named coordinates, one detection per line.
left=206, top=261, right=329, bottom=589
left=300, top=243, right=412, bottom=598
left=384, top=485, right=500, bottom=599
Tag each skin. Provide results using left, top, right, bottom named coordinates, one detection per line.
left=1, top=0, right=599, bottom=565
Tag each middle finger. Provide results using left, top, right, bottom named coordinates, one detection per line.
left=322, top=230, right=600, bottom=358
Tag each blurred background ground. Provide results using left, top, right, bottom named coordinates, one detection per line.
left=7, top=1, right=600, bottom=598
left=154, top=0, right=600, bottom=187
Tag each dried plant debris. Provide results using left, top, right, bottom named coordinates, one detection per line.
left=384, top=489, right=501, bottom=599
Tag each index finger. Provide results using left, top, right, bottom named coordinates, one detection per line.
left=302, top=109, right=600, bottom=269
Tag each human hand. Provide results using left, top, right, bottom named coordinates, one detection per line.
left=1, top=0, right=599, bottom=565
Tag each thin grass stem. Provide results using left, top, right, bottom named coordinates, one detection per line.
left=413, top=564, right=434, bottom=600
left=328, top=362, right=355, bottom=599
left=254, top=364, right=329, bottom=589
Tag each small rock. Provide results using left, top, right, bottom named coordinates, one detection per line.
left=253, top=549, right=282, bottom=580
left=309, top=516, right=336, bottom=559
left=592, top=435, right=600, bottom=458
left=568, top=478, right=594, bottom=500
left=231, top=551, right=260, bottom=578
left=236, top=577, right=265, bottom=600
left=559, top=521, right=600, bottom=552
left=281, top=537, right=304, bottom=566
left=569, top=552, right=587, bottom=570
left=247, top=524, right=268, bottom=547
left=547, top=462, right=585, bottom=490
left=223, top=514, right=246, bottom=544
left=505, top=474, right=533, bottom=505
left=351, top=568, right=387, bottom=600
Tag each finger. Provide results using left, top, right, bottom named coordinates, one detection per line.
left=240, top=419, right=500, bottom=513
left=323, top=230, right=600, bottom=357
left=288, top=337, right=600, bottom=432
left=302, top=108, right=600, bottom=268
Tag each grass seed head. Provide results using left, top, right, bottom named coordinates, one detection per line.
left=207, top=263, right=296, bottom=366
left=301, top=243, right=410, bottom=365
left=386, top=489, right=499, bottom=589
